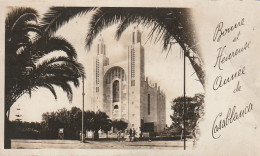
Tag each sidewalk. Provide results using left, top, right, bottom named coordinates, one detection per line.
left=11, top=139, right=194, bottom=149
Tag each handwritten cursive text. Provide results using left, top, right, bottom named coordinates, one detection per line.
left=213, top=18, right=245, bottom=42
left=212, top=103, right=253, bottom=139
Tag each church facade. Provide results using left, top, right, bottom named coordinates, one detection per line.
left=92, top=27, right=166, bottom=134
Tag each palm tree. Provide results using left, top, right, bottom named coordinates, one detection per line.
left=5, top=7, right=84, bottom=148
left=41, top=7, right=205, bottom=89
left=5, top=7, right=84, bottom=113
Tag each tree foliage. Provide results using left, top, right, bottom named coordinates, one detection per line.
left=41, top=7, right=205, bottom=88
left=10, top=107, right=129, bottom=140
left=112, top=119, right=128, bottom=132
left=5, top=7, right=85, bottom=114
left=41, top=107, right=112, bottom=140
left=9, top=121, right=42, bottom=139
left=89, top=110, right=112, bottom=140
left=170, top=93, right=205, bottom=136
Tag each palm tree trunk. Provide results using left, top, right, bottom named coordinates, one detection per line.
left=4, top=113, right=11, bottom=149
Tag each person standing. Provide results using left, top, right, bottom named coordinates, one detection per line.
left=129, top=128, right=132, bottom=142
left=79, top=131, right=82, bottom=141
left=133, top=128, right=136, bottom=141
left=139, top=131, right=143, bottom=140
left=117, top=131, right=121, bottom=142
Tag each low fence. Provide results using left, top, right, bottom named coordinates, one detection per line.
left=85, top=131, right=193, bottom=141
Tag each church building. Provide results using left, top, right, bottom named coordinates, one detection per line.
left=92, top=27, right=166, bottom=134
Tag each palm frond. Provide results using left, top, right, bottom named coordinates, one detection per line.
left=5, top=7, right=86, bottom=112
left=5, top=7, right=39, bottom=35
left=86, top=7, right=204, bottom=88
left=36, top=78, right=73, bottom=102
left=41, top=7, right=96, bottom=35
left=162, top=31, right=172, bottom=51
left=31, top=56, right=84, bottom=86
left=39, top=36, right=77, bottom=59
left=34, top=66, right=81, bottom=86
left=115, top=18, right=133, bottom=41
left=41, top=83, right=57, bottom=100
left=86, top=8, right=168, bottom=49
left=54, top=81, right=73, bottom=102
left=19, top=23, right=43, bottom=36
left=86, top=8, right=126, bottom=49
left=35, top=56, right=84, bottom=75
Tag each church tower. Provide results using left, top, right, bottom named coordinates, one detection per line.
left=93, top=35, right=109, bottom=112
left=91, top=28, right=166, bottom=135
left=127, top=27, right=145, bottom=131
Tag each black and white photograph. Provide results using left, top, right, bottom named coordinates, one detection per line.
left=4, top=6, right=204, bottom=150
left=1, top=1, right=260, bottom=156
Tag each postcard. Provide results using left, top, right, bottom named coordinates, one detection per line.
left=0, top=0, right=260, bottom=155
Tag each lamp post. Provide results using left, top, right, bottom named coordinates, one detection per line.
left=165, top=11, right=187, bottom=150
left=81, top=77, right=85, bottom=143
left=183, top=47, right=186, bottom=150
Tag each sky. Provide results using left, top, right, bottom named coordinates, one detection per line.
left=9, top=7, right=204, bottom=125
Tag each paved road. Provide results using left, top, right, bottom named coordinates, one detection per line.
left=11, top=139, right=194, bottom=149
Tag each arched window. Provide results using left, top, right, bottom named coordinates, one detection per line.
left=113, top=80, right=119, bottom=102
left=114, top=105, right=118, bottom=109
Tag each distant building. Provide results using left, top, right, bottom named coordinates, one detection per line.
left=15, top=104, right=22, bottom=122
left=92, top=27, right=166, bottom=134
